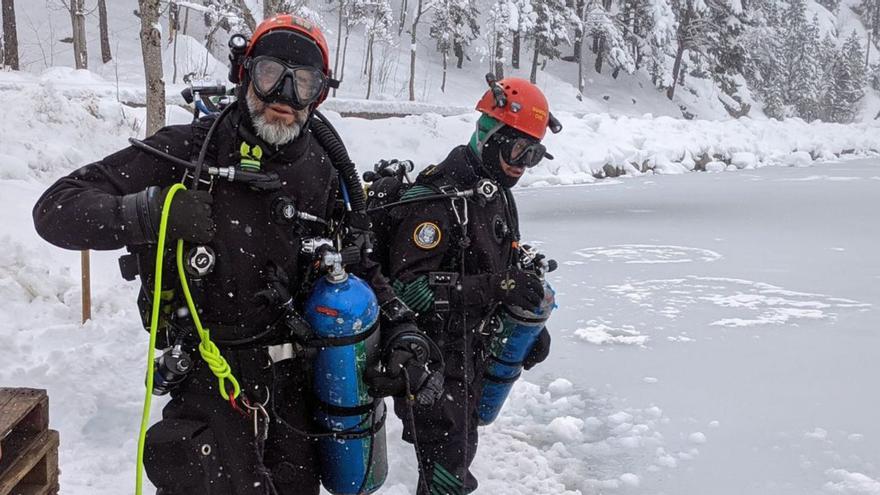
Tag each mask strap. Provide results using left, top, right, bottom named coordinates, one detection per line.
left=475, top=121, right=506, bottom=158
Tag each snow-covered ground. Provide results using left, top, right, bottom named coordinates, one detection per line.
left=1, top=67, right=879, bottom=494
left=2, top=152, right=878, bottom=494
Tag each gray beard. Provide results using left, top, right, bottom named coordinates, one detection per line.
left=247, top=91, right=302, bottom=146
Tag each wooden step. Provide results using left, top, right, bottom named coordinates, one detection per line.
left=0, top=389, right=58, bottom=495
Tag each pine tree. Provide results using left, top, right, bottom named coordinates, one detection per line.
left=528, top=0, right=573, bottom=82
left=487, top=0, right=514, bottom=77
left=585, top=4, right=636, bottom=75
left=824, top=30, right=867, bottom=122
left=430, top=0, right=480, bottom=90
left=510, top=0, right=536, bottom=68
left=666, top=0, right=711, bottom=99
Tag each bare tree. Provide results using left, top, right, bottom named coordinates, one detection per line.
left=170, top=1, right=179, bottom=83
left=98, top=0, right=111, bottom=63
left=139, top=0, right=165, bottom=136
left=1, top=0, right=19, bottom=69
left=63, top=0, right=88, bottom=69
left=407, top=0, right=430, bottom=101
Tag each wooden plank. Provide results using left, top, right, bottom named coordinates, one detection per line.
left=81, top=250, right=91, bottom=324
left=0, top=389, right=46, bottom=435
left=0, top=390, right=48, bottom=478
left=14, top=434, right=58, bottom=495
left=0, top=429, right=58, bottom=495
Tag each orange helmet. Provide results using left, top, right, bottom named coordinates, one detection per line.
left=476, top=77, right=551, bottom=140
left=233, top=14, right=337, bottom=106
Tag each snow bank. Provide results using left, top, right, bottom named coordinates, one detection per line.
left=0, top=70, right=192, bottom=182
left=328, top=110, right=880, bottom=187
left=6, top=68, right=878, bottom=191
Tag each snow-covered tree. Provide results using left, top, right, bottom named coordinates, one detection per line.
left=666, top=0, right=711, bottom=99
left=528, top=0, right=573, bottom=82
left=823, top=30, right=867, bottom=122
left=486, top=0, right=514, bottom=77
left=510, top=0, right=536, bottom=68
left=430, top=0, right=480, bottom=90
left=584, top=4, right=635, bottom=76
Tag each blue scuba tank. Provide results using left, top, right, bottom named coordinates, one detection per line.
left=478, top=280, right=556, bottom=425
left=304, top=264, right=388, bottom=495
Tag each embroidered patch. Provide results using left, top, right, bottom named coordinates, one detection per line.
left=413, top=222, right=442, bottom=249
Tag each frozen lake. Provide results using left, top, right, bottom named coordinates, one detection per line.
left=508, top=160, right=880, bottom=494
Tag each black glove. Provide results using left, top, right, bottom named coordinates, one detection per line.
left=151, top=186, right=215, bottom=244
left=363, top=322, right=444, bottom=406
left=523, top=327, right=551, bottom=371
left=492, top=269, right=544, bottom=309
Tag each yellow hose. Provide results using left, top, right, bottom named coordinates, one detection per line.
left=135, top=183, right=239, bottom=494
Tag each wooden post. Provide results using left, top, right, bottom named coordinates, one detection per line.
left=81, top=250, right=91, bottom=324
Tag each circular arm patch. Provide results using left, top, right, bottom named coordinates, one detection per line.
left=413, top=222, right=442, bottom=249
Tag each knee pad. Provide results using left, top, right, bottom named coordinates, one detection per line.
left=144, top=419, right=232, bottom=493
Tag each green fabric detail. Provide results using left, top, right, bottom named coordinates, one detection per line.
left=399, top=185, right=436, bottom=202
left=240, top=159, right=261, bottom=171
left=430, top=463, right=464, bottom=495
left=468, top=114, right=500, bottom=156
left=239, top=142, right=263, bottom=171
left=392, top=275, right=434, bottom=313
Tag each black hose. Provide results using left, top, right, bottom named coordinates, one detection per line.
left=192, top=103, right=236, bottom=191
left=311, top=110, right=368, bottom=212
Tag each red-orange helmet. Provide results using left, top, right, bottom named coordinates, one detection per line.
left=238, top=14, right=336, bottom=106
left=476, top=77, right=551, bottom=140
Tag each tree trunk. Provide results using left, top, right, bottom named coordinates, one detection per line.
left=398, top=0, right=408, bottom=36
left=1, top=0, right=19, bottom=70
left=70, top=0, right=88, bottom=69
left=512, top=30, right=520, bottom=69
left=441, top=49, right=447, bottom=92
left=572, top=0, right=585, bottom=61
left=340, top=31, right=350, bottom=91
left=182, top=7, right=189, bottom=35
left=577, top=38, right=584, bottom=98
left=454, top=40, right=464, bottom=68
left=170, top=2, right=179, bottom=83
left=98, top=0, right=111, bottom=63
left=494, top=35, right=504, bottom=78
left=667, top=38, right=685, bottom=100
left=333, top=0, right=344, bottom=96
left=362, top=35, right=370, bottom=76
left=366, top=36, right=374, bottom=99
left=139, top=0, right=165, bottom=136
left=594, top=35, right=605, bottom=73
left=408, top=0, right=424, bottom=101
left=530, top=41, right=539, bottom=83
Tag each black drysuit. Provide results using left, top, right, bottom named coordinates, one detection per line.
left=386, top=145, right=521, bottom=494
left=32, top=103, right=393, bottom=494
